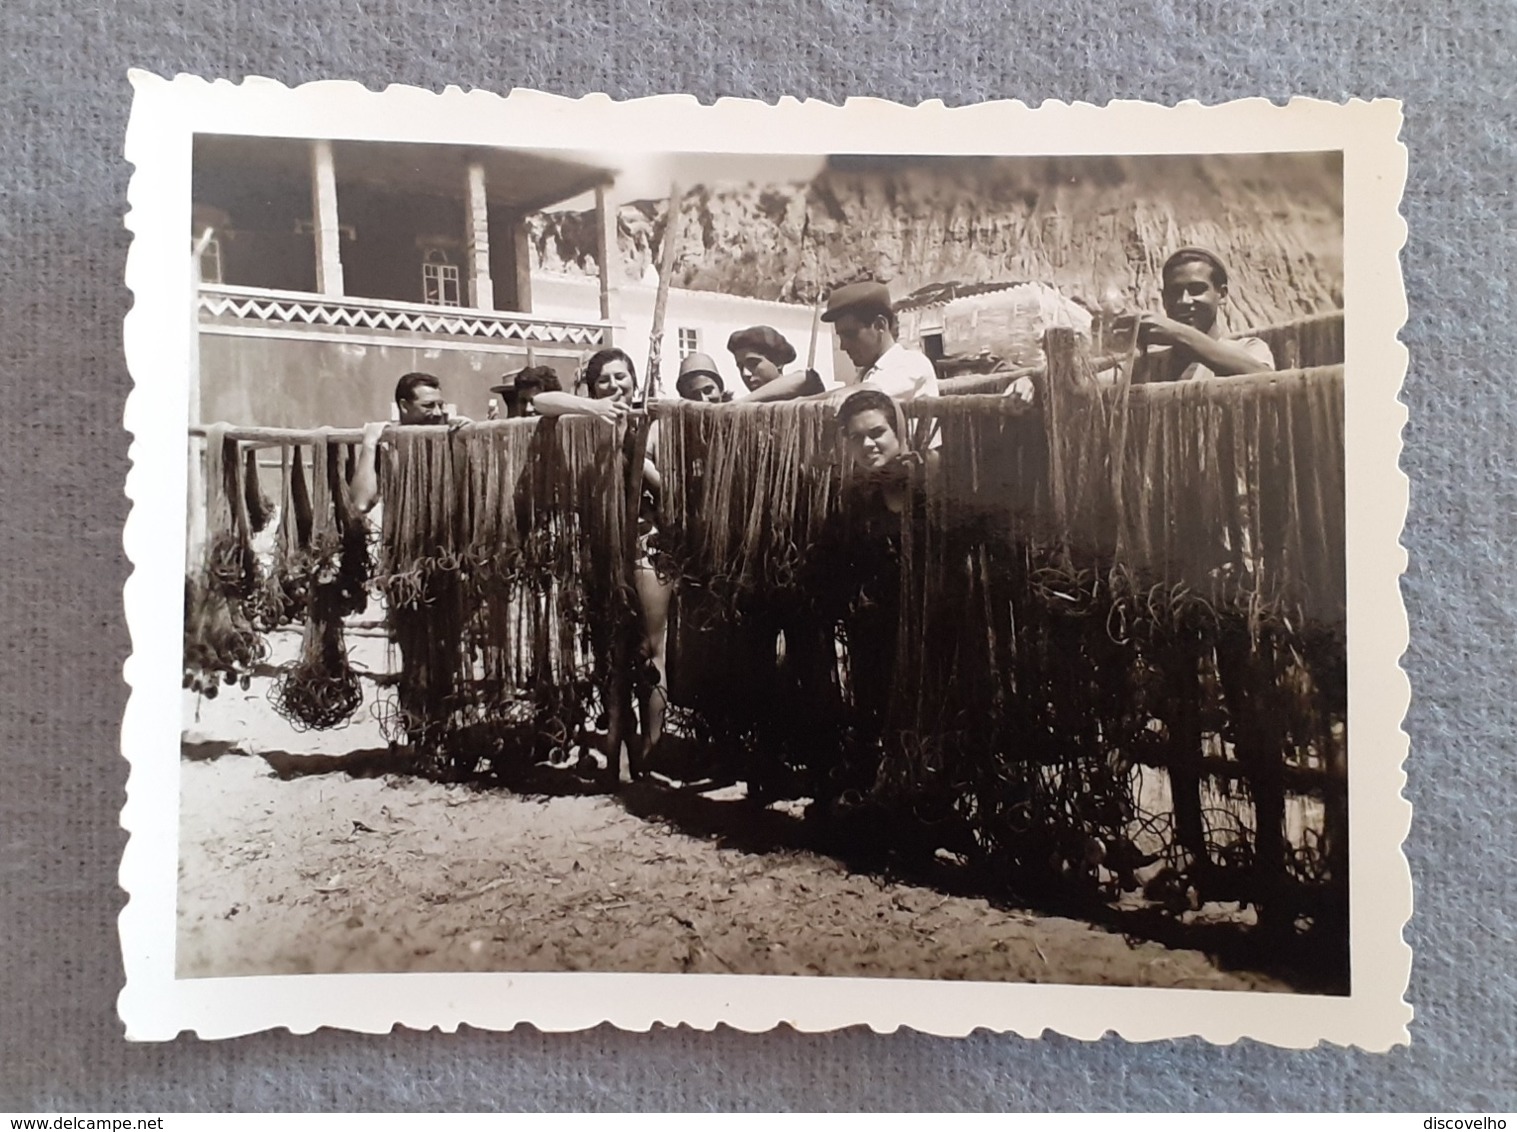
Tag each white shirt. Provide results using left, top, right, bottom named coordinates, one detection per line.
left=858, top=342, right=940, bottom=401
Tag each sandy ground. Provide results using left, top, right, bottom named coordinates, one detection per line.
left=177, top=628, right=1288, bottom=990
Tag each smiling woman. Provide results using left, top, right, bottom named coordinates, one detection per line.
left=838, top=389, right=905, bottom=472
left=529, top=347, right=671, bottom=775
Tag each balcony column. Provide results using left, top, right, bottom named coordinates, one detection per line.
left=309, top=140, right=345, bottom=297
left=509, top=215, right=532, bottom=314
left=594, top=184, right=619, bottom=345
left=465, top=161, right=494, bottom=310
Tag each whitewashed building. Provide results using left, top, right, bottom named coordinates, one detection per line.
left=191, top=135, right=840, bottom=427
left=531, top=274, right=842, bottom=402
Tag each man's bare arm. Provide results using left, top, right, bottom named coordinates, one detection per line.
left=1179, top=333, right=1275, bottom=377
left=349, top=420, right=388, bottom=514
left=744, top=369, right=821, bottom=403
left=1139, top=315, right=1275, bottom=377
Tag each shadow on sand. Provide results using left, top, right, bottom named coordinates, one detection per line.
left=199, top=733, right=1347, bottom=994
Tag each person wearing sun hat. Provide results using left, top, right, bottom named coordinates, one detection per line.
left=674, top=352, right=728, bottom=403
left=1135, top=246, right=1276, bottom=383
left=725, top=325, right=824, bottom=402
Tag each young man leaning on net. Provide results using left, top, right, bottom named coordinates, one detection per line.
left=1134, top=247, right=1277, bottom=383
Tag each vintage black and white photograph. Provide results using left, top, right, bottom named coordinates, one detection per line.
left=120, top=81, right=1410, bottom=1045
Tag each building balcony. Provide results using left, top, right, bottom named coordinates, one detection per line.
left=198, top=283, right=612, bottom=350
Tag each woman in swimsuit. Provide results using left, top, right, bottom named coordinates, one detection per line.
left=531, top=348, right=670, bottom=779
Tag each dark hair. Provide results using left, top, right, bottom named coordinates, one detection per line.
left=836, top=388, right=902, bottom=435
left=395, top=371, right=441, bottom=408
left=842, top=301, right=899, bottom=338
left=583, top=348, right=637, bottom=398
left=676, top=369, right=722, bottom=400
left=1162, top=247, right=1229, bottom=289
left=514, top=365, right=562, bottom=395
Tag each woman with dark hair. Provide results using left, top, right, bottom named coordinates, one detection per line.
left=799, top=389, right=935, bottom=809
left=489, top=365, right=562, bottom=419
left=837, top=388, right=917, bottom=488
left=530, top=346, right=671, bottom=778
left=532, top=347, right=639, bottom=421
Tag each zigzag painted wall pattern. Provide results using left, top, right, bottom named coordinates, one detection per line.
left=199, top=293, right=606, bottom=345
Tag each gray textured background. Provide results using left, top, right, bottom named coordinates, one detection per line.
left=2, top=0, right=1512, bottom=1112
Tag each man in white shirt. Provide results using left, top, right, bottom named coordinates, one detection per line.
left=818, top=281, right=940, bottom=401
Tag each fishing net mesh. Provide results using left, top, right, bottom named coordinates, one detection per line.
left=185, top=322, right=1347, bottom=960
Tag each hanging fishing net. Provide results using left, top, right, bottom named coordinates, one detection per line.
left=183, top=427, right=268, bottom=698
left=370, top=417, right=639, bottom=779
left=266, top=435, right=369, bottom=732
left=181, top=315, right=1349, bottom=972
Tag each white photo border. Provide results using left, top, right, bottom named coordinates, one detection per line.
left=120, top=73, right=1412, bottom=1047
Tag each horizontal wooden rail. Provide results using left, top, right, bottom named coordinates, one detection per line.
left=188, top=417, right=610, bottom=447
left=191, top=365, right=1342, bottom=445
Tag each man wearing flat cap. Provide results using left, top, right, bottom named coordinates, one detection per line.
left=725, top=325, right=825, bottom=403
left=820, top=281, right=940, bottom=402
left=1136, top=247, right=1276, bottom=383
left=675, top=352, right=729, bottom=403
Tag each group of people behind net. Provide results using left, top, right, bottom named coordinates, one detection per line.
left=506, top=281, right=944, bottom=781
left=351, top=248, right=1278, bottom=793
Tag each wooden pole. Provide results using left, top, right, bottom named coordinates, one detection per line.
left=935, top=356, right=1327, bottom=399
left=800, top=218, right=821, bottom=374
left=309, top=140, right=345, bottom=297
left=902, top=393, right=1041, bottom=419
left=187, top=418, right=552, bottom=446
left=594, top=184, right=619, bottom=347
left=186, top=227, right=214, bottom=571
left=644, top=182, right=683, bottom=403
left=805, top=286, right=823, bottom=373
left=1042, top=327, right=1079, bottom=534
left=190, top=366, right=1339, bottom=447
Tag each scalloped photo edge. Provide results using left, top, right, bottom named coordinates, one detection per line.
left=119, top=74, right=1411, bottom=1046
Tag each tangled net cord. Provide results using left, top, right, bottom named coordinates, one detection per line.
left=959, top=540, right=1330, bottom=893
left=269, top=665, right=363, bottom=732
left=370, top=480, right=615, bottom=758
left=266, top=544, right=370, bottom=731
